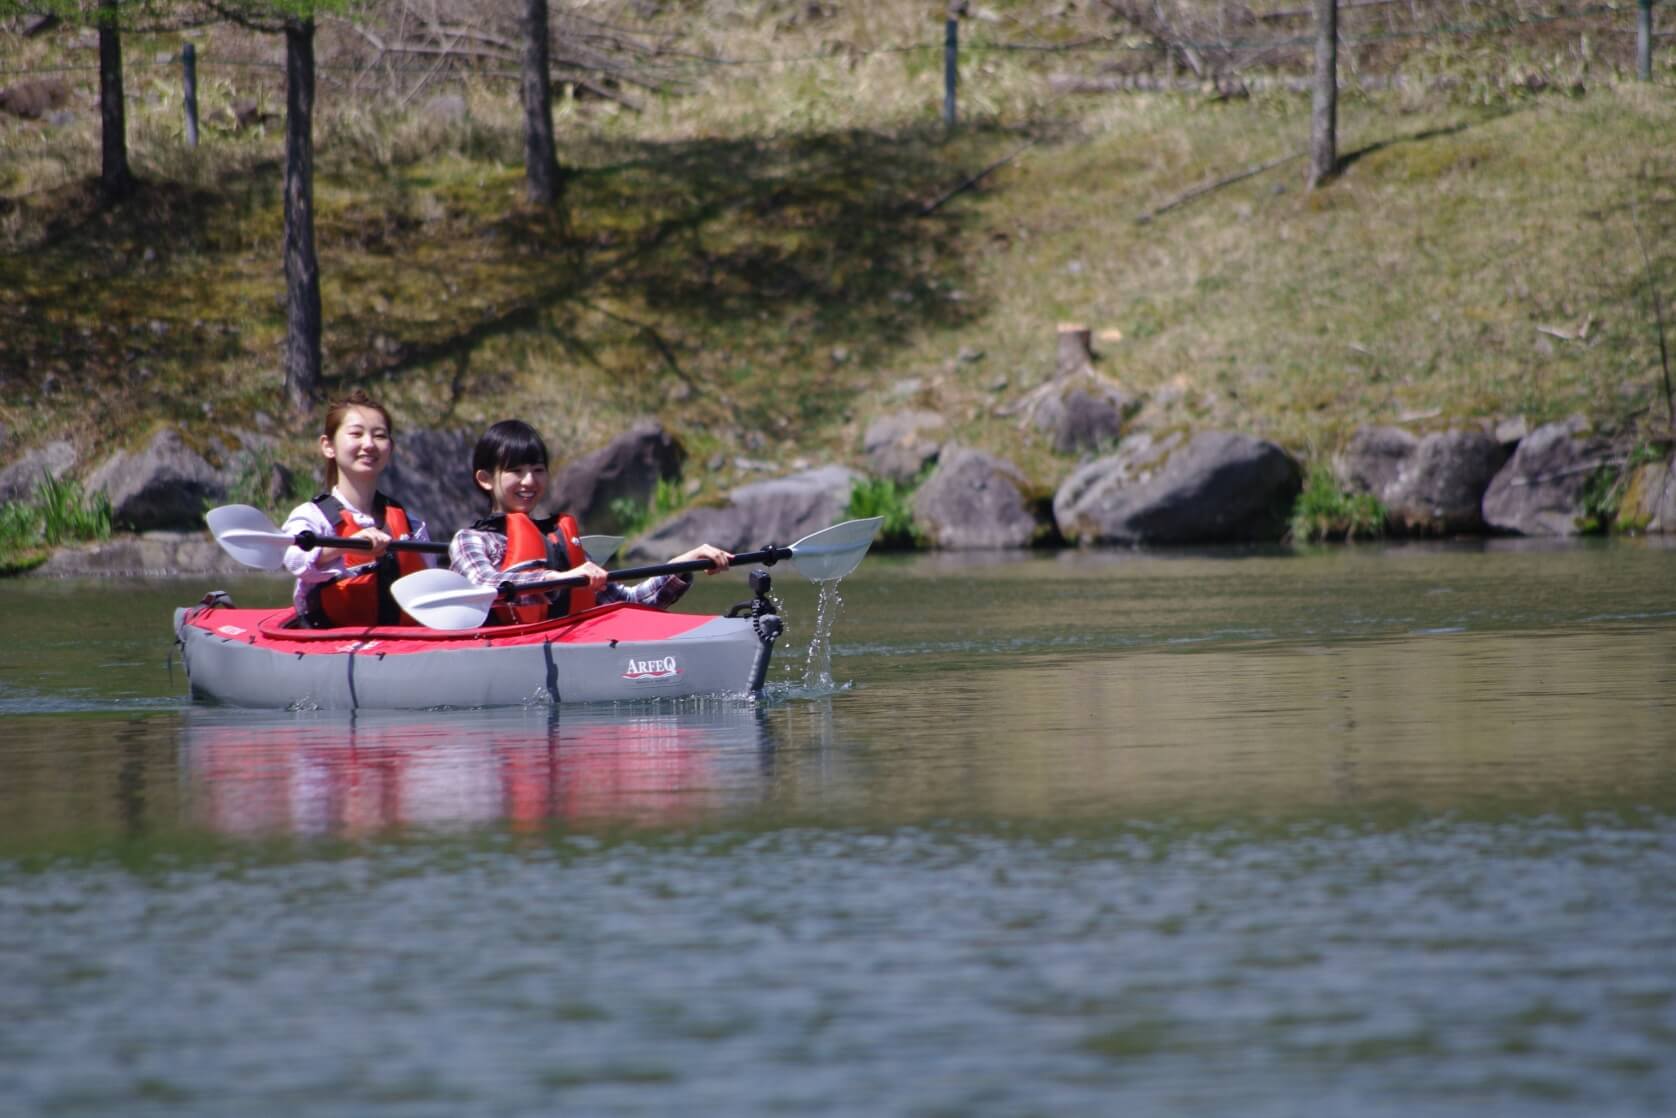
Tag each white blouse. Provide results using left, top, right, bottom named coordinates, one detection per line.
left=280, top=492, right=431, bottom=617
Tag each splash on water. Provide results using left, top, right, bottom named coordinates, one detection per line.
left=800, top=578, right=845, bottom=690
left=760, top=677, right=853, bottom=704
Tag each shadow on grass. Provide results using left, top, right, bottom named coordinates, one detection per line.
left=1335, top=108, right=1522, bottom=175
left=2, top=119, right=1023, bottom=444
left=1584, top=161, right=1676, bottom=431
left=0, top=173, right=275, bottom=432
left=349, top=121, right=1018, bottom=431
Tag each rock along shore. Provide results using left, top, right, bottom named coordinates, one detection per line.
left=12, top=393, right=1675, bottom=578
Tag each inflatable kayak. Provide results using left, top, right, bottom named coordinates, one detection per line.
left=173, top=597, right=782, bottom=711
left=187, top=507, right=882, bottom=710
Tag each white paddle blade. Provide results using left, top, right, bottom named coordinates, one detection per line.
left=787, top=516, right=883, bottom=582
left=206, top=504, right=293, bottom=570
left=579, top=534, right=623, bottom=565
left=390, top=568, right=499, bottom=631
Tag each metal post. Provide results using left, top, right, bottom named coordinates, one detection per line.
left=1638, top=0, right=1654, bottom=82
left=943, top=17, right=958, bottom=131
left=182, top=42, right=199, bottom=148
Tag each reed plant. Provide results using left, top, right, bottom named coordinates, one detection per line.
left=35, top=474, right=112, bottom=547
left=1289, top=465, right=1386, bottom=544
left=0, top=473, right=112, bottom=574
left=846, top=477, right=922, bottom=550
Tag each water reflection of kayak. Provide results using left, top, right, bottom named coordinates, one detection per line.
left=180, top=704, right=778, bottom=836
left=173, top=600, right=779, bottom=710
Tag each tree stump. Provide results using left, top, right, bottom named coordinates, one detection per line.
left=1056, top=323, right=1094, bottom=376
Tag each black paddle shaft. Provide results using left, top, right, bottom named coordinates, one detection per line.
left=293, top=530, right=452, bottom=557
left=497, top=545, right=793, bottom=597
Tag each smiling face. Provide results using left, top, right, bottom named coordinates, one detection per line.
left=320, top=406, right=392, bottom=488
left=477, top=462, right=548, bottom=515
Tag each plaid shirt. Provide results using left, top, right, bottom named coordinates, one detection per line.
left=449, top=527, right=692, bottom=609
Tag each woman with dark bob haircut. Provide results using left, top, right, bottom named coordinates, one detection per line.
left=448, top=420, right=732, bottom=624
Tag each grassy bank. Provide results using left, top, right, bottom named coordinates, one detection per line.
left=3, top=2, right=1673, bottom=511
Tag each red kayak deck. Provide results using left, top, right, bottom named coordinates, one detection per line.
left=180, top=603, right=717, bottom=657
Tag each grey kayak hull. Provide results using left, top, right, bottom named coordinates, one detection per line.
left=174, top=605, right=774, bottom=711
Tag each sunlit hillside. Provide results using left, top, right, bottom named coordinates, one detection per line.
left=2, top=0, right=1672, bottom=497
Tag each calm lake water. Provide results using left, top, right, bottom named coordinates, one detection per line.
left=3, top=540, right=1676, bottom=1116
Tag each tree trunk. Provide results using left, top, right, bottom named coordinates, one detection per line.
left=521, top=0, right=561, bottom=205
left=1309, top=0, right=1338, bottom=189
left=97, top=0, right=132, bottom=203
left=283, top=17, right=323, bottom=413
left=1638, top=0, right=1653, bottom=81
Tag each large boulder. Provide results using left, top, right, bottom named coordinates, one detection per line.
left=1055, top=430, right=1301, bottom=545
left=86, top=429, right=225, bottom=531
left=1397, top=430, right=1508, bottom=534
left=628, top=465, right=858, bottom=559
left=1336, top=426, right=1416, bottom=500
left=1030, top=378, right=1132, bottom=455
left=0, top=440, right=77, bottom=504
left=549, top=420, right=685, bottom=533
left=1003, top=367, right=1135, bottom=455
left=1338, top=426, right=1505, bottom=535
left=383, top=427, right=479, bottom=537
left=1622, top=453, right=1676, bottom=532
left=1482, top=418, right=1615, bottom=536
left=911, top=446, right=1048, bottom=549
left=1053, top=432, right=1184, bottom=538
left=862, top=409, right=946, bottom=484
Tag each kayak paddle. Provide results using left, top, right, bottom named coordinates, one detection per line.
left=207, top=505, right=622, bottom=571
left=391, top=516, right=884, bottom=631
left=207, top=504, right=451, bottom=570
left=577, top=534, right=624, bottom=565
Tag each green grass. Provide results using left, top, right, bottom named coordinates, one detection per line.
left=608, top=477, right=687, bottom=537
left=3, top=4, right=1675, bottom=520
left=1289, top=465, right=1387, bottom=543
left=845, top=476, right=922, bottom=550
left=0, top=473, right=112, bottom=572
left=0, top=502, right=46, bottom=574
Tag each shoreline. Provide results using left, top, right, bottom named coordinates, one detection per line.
left=19, top=527, right=1676, bottom=581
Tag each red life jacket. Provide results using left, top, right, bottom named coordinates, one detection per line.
left=479, top=511, right=596, bottom=625
left=305, top=493, right=428, bottom=628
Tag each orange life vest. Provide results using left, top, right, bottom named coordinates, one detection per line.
left=485, top=510, right=596, bottom=625
left=306, top=493, right=428, bottom=628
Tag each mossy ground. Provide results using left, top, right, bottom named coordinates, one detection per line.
left=3, top=2, right=1674, bottom=509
